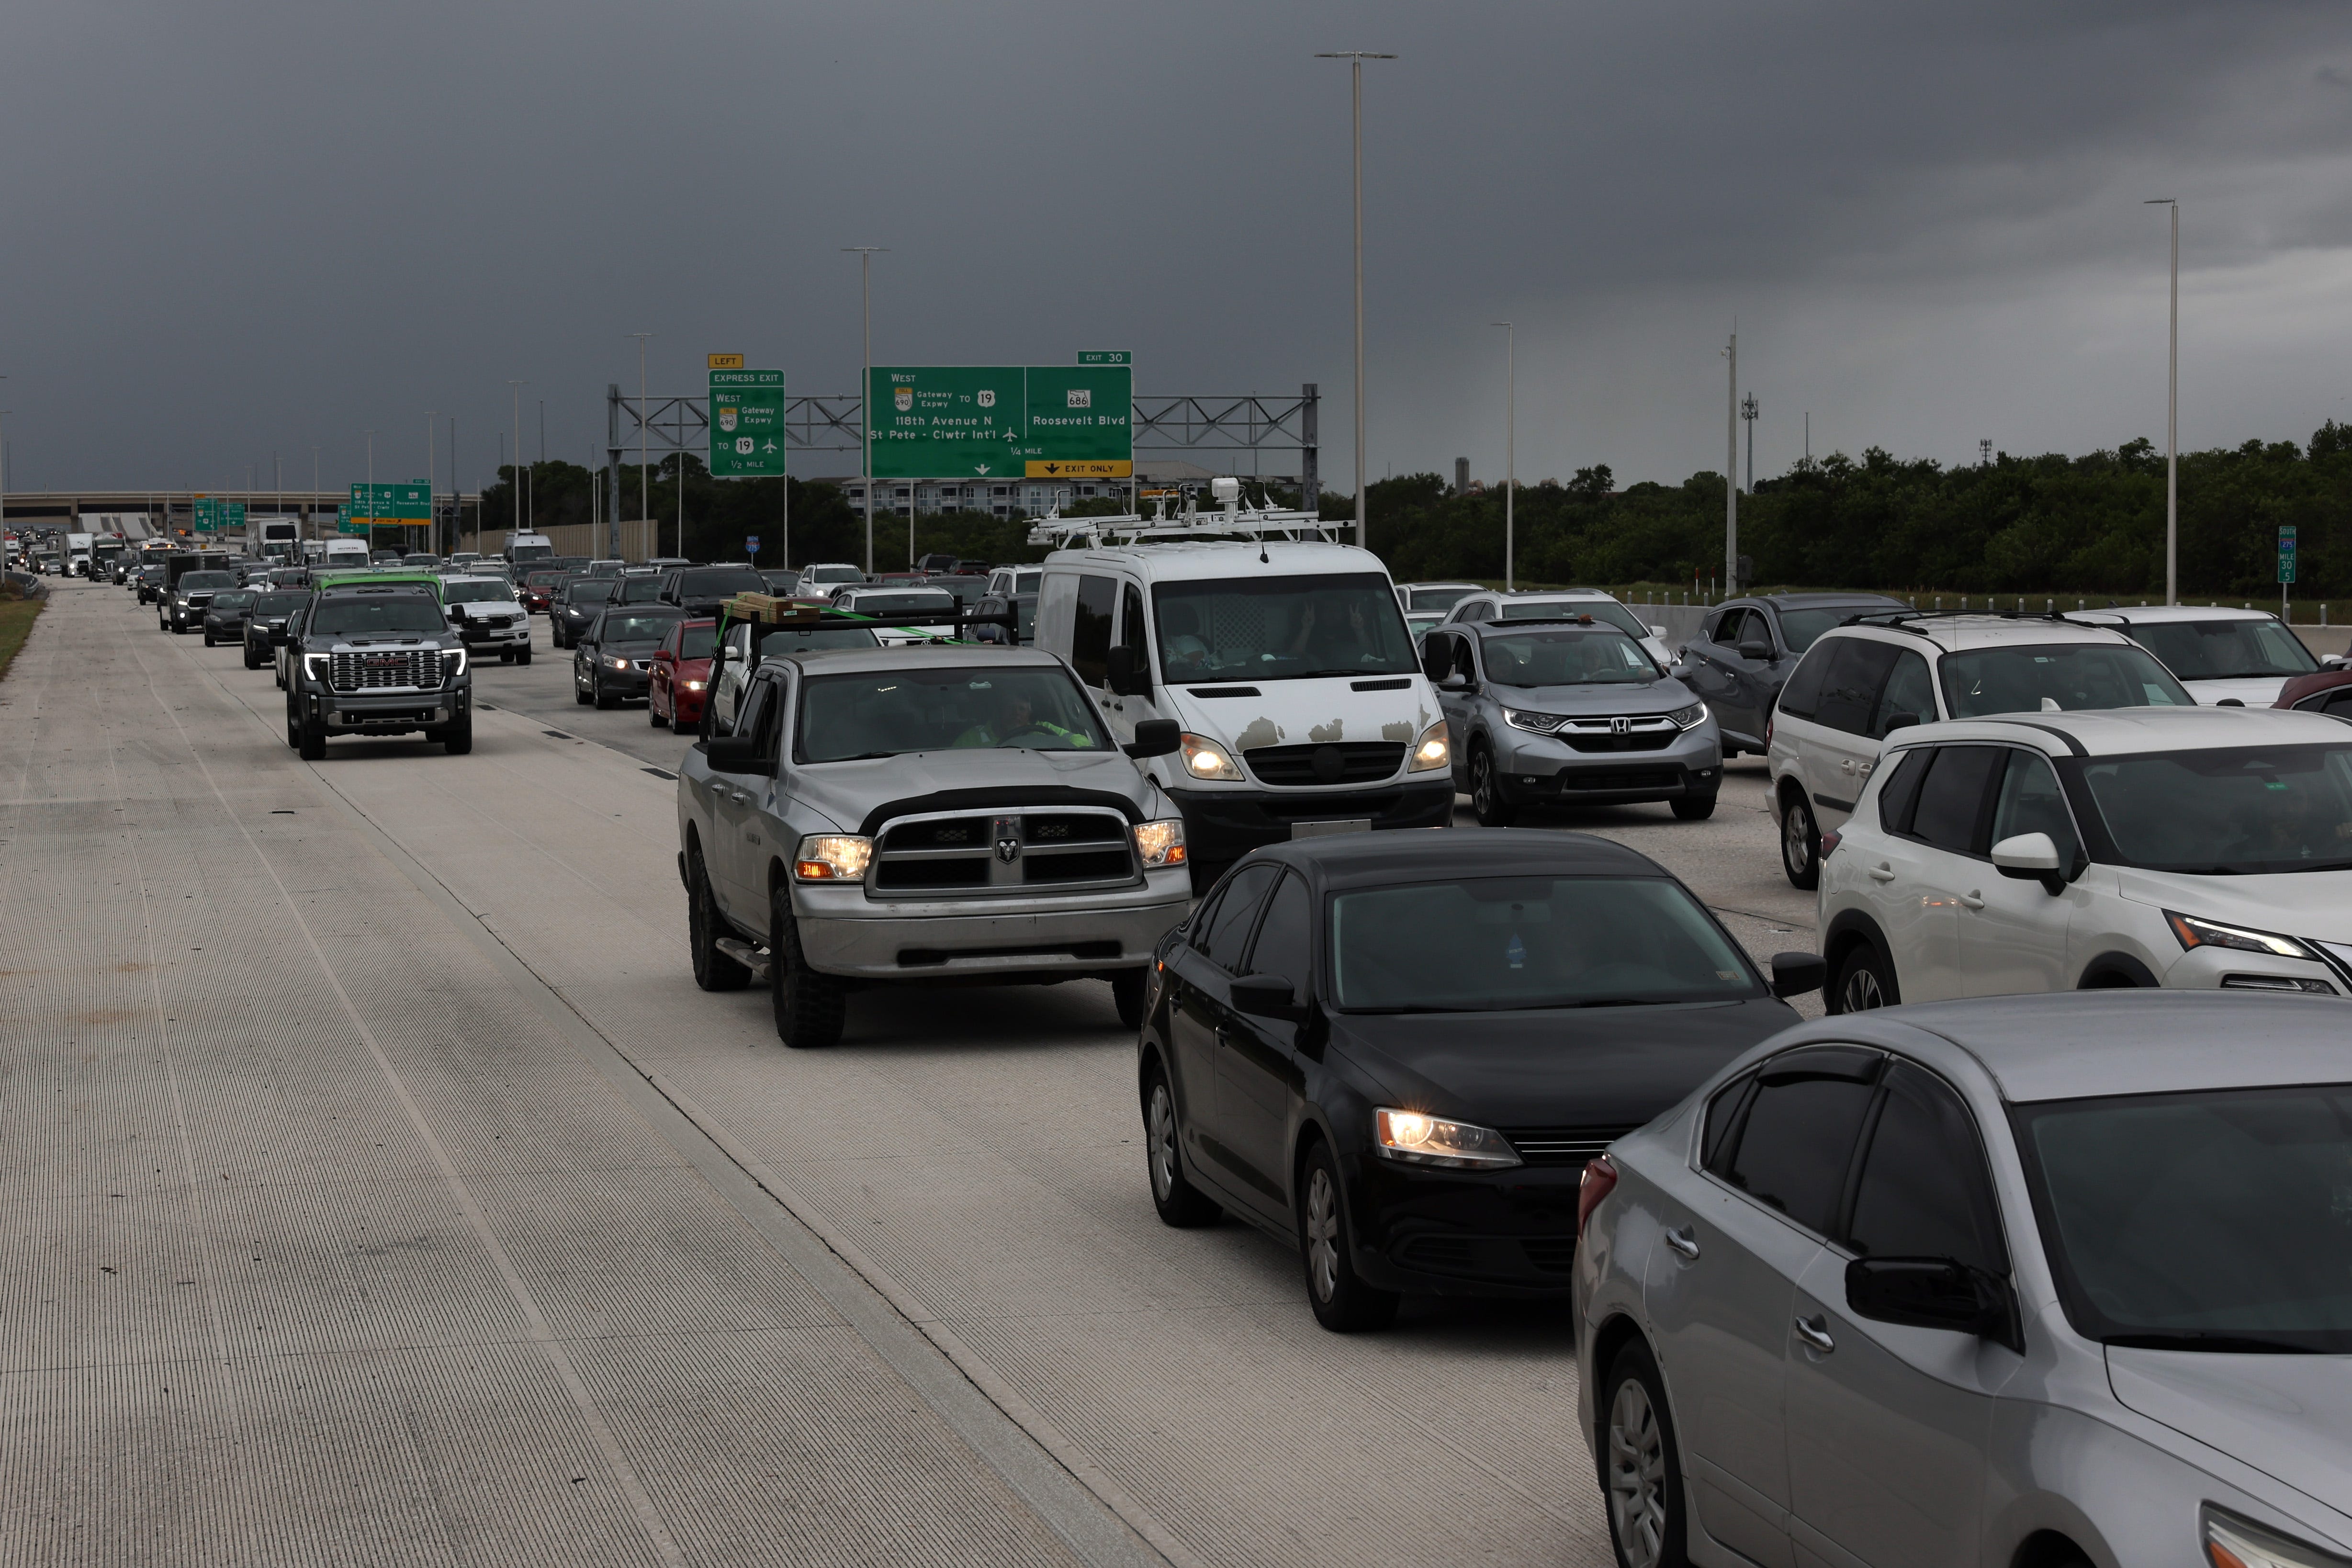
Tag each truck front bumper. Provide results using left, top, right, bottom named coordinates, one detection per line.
left=793, top=872, right=1193, bottom=979
left=301, top=685, right=469, bottom=733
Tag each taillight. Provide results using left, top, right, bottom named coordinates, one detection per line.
left=1819, top=826, right=1841, bottom=860
left=1576, top=1154, right=1619, bottom=1239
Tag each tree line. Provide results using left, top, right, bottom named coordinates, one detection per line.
left=471, top=422, right=2352, bottom=594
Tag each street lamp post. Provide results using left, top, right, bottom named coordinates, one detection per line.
left=628, top=333, right=651, bottom=563
left=1316, top=51, right=1394, bottom=554
left=2145, top=197, right=2179, bottom=605
left=842, top=247, right=886, bottom=575
left=508, top=380, right=525, bottom=547
left=1741, top=391, right=1758, bottom=493
left=424, top=416, right=434, bottom=557
left=365, top=430, right=376, bottom=556
left=1722, top=334, right=1737, bottom=596
left=1491, top=321, right=1514, bottom=591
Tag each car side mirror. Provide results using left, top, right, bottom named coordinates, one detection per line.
left=1230, top=974, right=1300, bottom=1019
left=1125, top=718, right=1181, bottom=759
left=1769, top=952, right=1827, bottom=998
left=1440, top=669, right=1474, bottom=691
left=1737, top=639, right=1775, bottom=662
left=1106, top=643, right=1149, bottom=696
left=2323, top=655, right=2349, bottom=671
left=704, top=734, right=774, bottom=776
left=1881, top=712, right=1920, bottom=734
left=447, top=604, right=466, bottom=621
left=1650, top=624, right=1669, bottom=640
left=1992, top=831, right=2065, bottom=895
left=1846, top=1257, right=2020, bottom=1351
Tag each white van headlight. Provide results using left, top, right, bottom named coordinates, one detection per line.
left=1181, top=733, right=1243, bottom=781
left=1408, top=719, right=1451, bottom=772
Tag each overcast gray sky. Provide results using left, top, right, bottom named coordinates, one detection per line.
left=6, top=0, right=2350, bottom=499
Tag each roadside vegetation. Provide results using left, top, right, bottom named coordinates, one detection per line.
left=0, top=584, right=44, bottom=685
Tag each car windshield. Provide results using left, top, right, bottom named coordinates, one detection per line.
left=210, top=591, right=257, bottom=609
left=798, top=666, right=1109, bottom=761
left=1939, top=643, right=2193, bottom=719
left=1154, top=572, right=1418, bottom=682
left=442, top=580, right=514, bottom=604
left=675, top=567, right=766, bottom=597
left=1332, top=876, right=1758, bottom=1011
left=526, top=571, right=569, bottom=588
left=312, top=596, right=446, bottom=635
left=1408, top=585, right=1476, bottom=612
left=761, top=571, right=801, bottom=593
left=2127, top=619, right=2319, bottom=680
left=1778, top=606, right=1895, bottom=653
left=2016, top=1083, right=2352, bottom=1353
left=926, top=577, right=990, bottom=606
left=598, top=612, right=686, bottom=643
left=566, top=581, right=619, bottom=605
left=2078, top=743, right=2352, bottom=874
left=255, top=594, right=307, bottom=615
left=754, top=624, right=880, bottom=657
left=510, top=543, right=552, bottom=561
left=668, top=620, right=718, bottom=657
left=615, top=577, right=664, bottom=603
left=847, top=591, right=954, bottom=617
left=180, top=572, right=236, bottom=589
left=1480, top=627, right=1661, bottom=685
left=1499, top=598, right=1652, bottom=642
left=807, top=566, right=862, bottom=585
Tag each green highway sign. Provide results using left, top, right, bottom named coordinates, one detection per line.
left=349, top=482, right=432, bottom=525
left=867, top=364, right=1133, bottom=480
left=1076, top=350, right=1130, bottom=365
left=708, top=368, right=788, bottom=478
left=191, top=497, right=248, bottom=534
left=337, top=503, right=366, bottom=535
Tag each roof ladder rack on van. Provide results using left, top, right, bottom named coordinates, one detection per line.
left=1024, top=475, right=1340, bottom=549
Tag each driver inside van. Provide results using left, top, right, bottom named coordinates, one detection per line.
left=1160, top=600, right=1211, bottom=676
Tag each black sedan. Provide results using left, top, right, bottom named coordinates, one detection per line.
left=1139, top=828, right=1822, bottom=1330
left=240, top=591, right=311, bottom=669
left=551, top=578, right=619, bottom=648
left=200, top=588, right=260, bottom=645
left=574, top=607, right=687, bottom=709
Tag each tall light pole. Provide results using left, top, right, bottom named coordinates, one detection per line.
left=508, top=379, right=526, bottom=545
left=2146, top=198, right=2179, bottom=604
left=1317, top=51, right=1394, bottom=554
left=1722, top=334, right=1737, bottom=596
left=365, top=430, right=376, bottom=556
left=628, top=333, right=651, bottom=561
left=311, top=445, right=320, bottom=541
left=843, top=247, right=886, bottom=575
left=1491, top=321, right=1514, bottom=591
left=1741, top=391, right=1758, bottom=493
left=424, top=415, right=435, bottom=557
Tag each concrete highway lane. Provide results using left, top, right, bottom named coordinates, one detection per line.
left=6, top=580, right=1825, bottom=1566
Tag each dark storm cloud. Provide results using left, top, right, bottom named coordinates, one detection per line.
left=3, top=0, right=2348, bottom=497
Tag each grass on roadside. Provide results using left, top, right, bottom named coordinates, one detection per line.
left=0, top=591, right=45, bottom=686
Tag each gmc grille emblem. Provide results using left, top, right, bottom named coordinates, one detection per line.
left=992, top=815, right=1022, bottom=864
left=1610, top=716, right=1631, bottom=734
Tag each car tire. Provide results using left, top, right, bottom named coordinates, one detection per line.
left=1297, top=1140, right=1398, bottom=1332
left=284, top=703, right=301, bottom=751
left=770, top=884, right=845, bottom=1049
left=593, top=673, right=617, bottom=710
left=297, top=716, right=327, bottom=762
left=1110, top=968, right=1148, bottom=1029
left=1670, top=792, right=1717, bottom=821
left=243, top=643, right=261, bottom=669
left=1780, top=792, right=1821, bottom=891
left=203, top=630, right=215, bottom=646
left=1143, top=1065, right=1221, bottom=1228
left=1469, top=745, right=1518, bottom=827
left=499, top=650, right=513, bottom=664
left=574, top=670, right=592, bottom=706
left=443, top=712, right=473, bottom=755
left=1600, top=1340, right=1692, bottom=1568
left=516, top=648, right=530, bottom=666
left=687, top=847, right=750, bottom=992
left=1831, top=937, right=1899, bottom=1015
left=649, top=699, right=666, bottom=728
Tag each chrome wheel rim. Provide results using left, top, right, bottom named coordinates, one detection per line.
left=1305, top=1167, right=1340, bottom=1302
left=1782, top=807, right=1812, bottom=873
left=1147, top=1085, right=1177, bottom=1202
left=1842, top=965, right=1885, bottom=1012
left=1473, top=755, right=1494, bottom=816
left=1607, top=1377, right=1669, bottom=1568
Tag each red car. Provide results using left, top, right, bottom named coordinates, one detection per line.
left=2274, top=666, right=2352, bottom=716
left=520, top=569, right=571, bottom=613
left=648, top=617, right=717, bottom=732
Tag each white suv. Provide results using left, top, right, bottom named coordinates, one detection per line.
left=2075, top=603, right=2335, bottom=706
left=1817, top=705, right=2352, bottom=1012
left=1768, top=614, right=2193, bottom=888
left=1440, top=588, right=1673, bottom=668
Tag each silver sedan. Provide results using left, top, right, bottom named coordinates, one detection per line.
left=1574, top=990, right=2352, bottom=1568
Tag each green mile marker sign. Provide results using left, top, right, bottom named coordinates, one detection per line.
left=708, top=363, right=788, bottom=479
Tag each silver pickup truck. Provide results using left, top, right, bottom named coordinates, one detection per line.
left=676, top=643, right=1192, bottom=1048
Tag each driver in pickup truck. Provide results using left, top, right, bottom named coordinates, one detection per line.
left=952, top=686, right=1095, bottom=749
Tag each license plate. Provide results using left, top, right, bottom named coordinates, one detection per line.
left=1290, top=819, right=1371, bottom=839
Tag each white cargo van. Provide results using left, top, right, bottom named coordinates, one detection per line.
left=504, top=532, right=554, bottom=564
left=1031, top=486, right=1452, bottom=887
left=320, top=538, right=371, bottom=569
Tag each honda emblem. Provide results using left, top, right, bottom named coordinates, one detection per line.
left=1611, top=715, right=1631, bottom=734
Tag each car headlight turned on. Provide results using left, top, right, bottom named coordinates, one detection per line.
left=1504, top=708, right=1565, bottom=734
left=1181, top=733, right=1243, bottom=780
left=684, top=679, right=705, bottom=691
left=1133, top=818, right=1187, bottom=868
left=302, top=652, right=332, bottom=680
left=609, top=654, right=631, bottom=670
left=2165, top=911, right=2318, bottom=960
left=440, top=648, right=467, bottom=679
left=1667, top=701, right=1707, bottom=730
left=1408, top=719, right=1451, bottom=772
left=1374, top=1108, right=1522, bottom=1170
left=793, top=834, right=873, bottom=882
left=2202, top=1503, right=2351, bottom=1568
